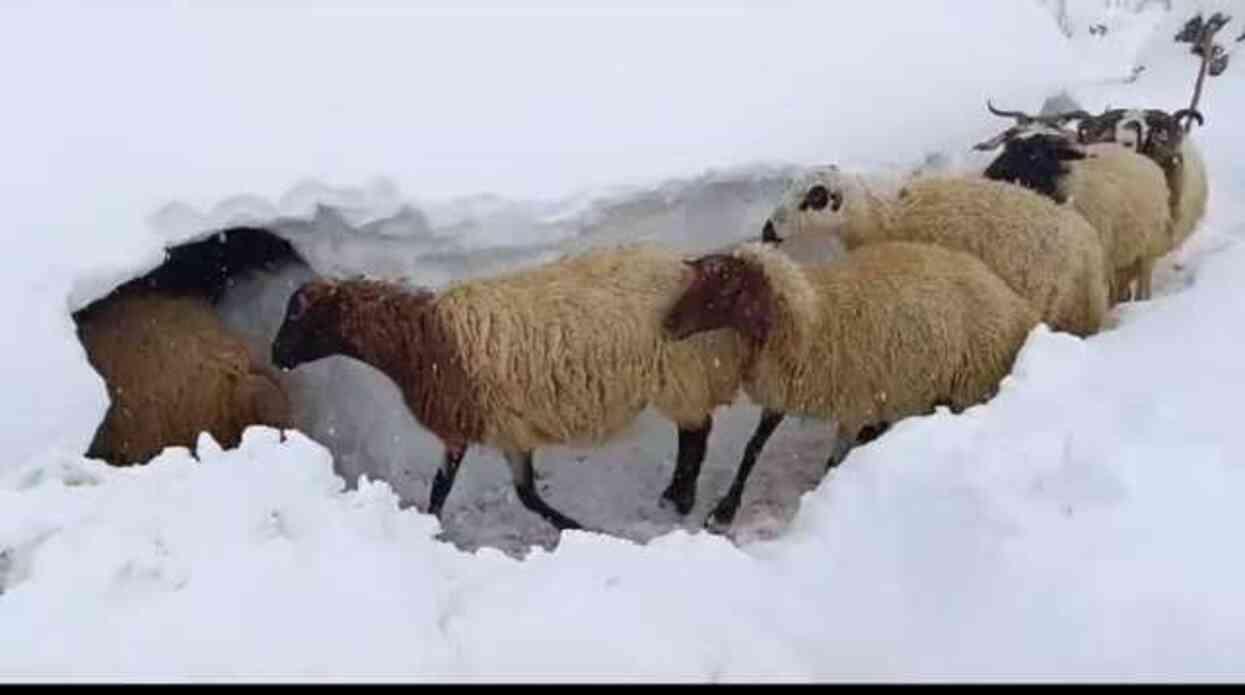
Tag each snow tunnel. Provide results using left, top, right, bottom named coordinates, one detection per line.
left=62, top=170, right=848, bottom=559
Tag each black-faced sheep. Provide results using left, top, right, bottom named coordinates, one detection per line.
left=662, top=241, right=1038, bottom=532
left=77, top=289, right=292, bottom=466
left=761, top=167, right=1109, bottom=337
left=1077, top=107, right=1209, bottom=254
left=979, top=121, right=1173, bottom=302
left=971, top=100, right=1090, bottom=155
left=269, top=243, right=747, bottom=532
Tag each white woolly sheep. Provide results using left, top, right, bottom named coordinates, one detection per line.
left=77, top=289, right=292, bottom=466
left=980, top=129, right=1173, bottom=302
left=761, top=167, right=1109, bottom=337
left=663, top=241, right=1038, bottom=532
left=1077, top=107, right=1209, bottom=254
left=270, top=243, right=748, bottom=532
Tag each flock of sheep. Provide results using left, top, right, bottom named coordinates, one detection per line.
left=74, top=99, right=1209, bottom=539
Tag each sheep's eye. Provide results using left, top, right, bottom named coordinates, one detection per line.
left=288, top=292, right=310, bottom=320
left=800, top=185, right=832, bottom=212
left=829, top=190, right=843, bottom=212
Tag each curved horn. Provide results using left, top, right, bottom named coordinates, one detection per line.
left=987, top=99, right=1033, bottom=123
left=1173, top=108, right=1204, bottom=127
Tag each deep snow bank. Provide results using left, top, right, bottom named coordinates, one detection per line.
left=4, top=234, right=1245, bottom=680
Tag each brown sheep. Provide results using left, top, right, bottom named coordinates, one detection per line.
left=663, top=241, right=1038, bottom=532
left=77, top=290, right=291, bottom=466
left=270, top=243, right=747, bottom=532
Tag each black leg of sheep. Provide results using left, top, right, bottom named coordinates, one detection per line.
left=825, top=422, right=891, bottom=471
left=504, top=451, right=584, bottom=531
left=705, top=409, right=786, bottom=534
left=659, top=416, right=713, bottom=515
left=428, top=445, right=467, bottom=518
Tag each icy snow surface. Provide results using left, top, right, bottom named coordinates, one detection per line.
left=3, top=0, right=1245, bottom=682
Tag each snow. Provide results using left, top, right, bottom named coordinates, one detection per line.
left=4, top=0, right=1245, bottom=682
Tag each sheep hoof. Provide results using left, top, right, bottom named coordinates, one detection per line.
left=658, top=485, right=695, bottom=516
left=704, top=514, right=733, bottom=536
left=704, top=502, right=738, bottom=535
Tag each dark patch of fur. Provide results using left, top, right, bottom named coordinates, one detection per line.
left=761, top=219, right=780, bottom=244
left=271, top=278, right=485, bottom=448
left=74, top=227, right=303, bottom=326
left=983, top=134, right=1087, bottom=204
left=800, top=184, right=830, bottom=211
left=798, top=184, right=842, bottom=213
left=136, top=227, right=300, bottom=304
left=664, top=254, right=774, bottom=346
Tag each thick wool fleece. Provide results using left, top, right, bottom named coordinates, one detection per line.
left=329, top=244, right=746, bottom=455
left=78, top=291, right=290, bottom=466
left=736, top=241, right=1038, bottom=437
left=1058, top=143, right=1172, bottom=299
left=862, top=176, right=1110, bottom=337
left=438, top=243, right=746, bottom=452
left=1170, top=140, right=1209, bottom=251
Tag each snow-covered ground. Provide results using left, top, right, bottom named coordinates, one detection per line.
left=3, top=0, right=1245, bottom=682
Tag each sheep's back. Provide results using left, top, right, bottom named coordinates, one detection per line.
left=1063, top=144, right=1172, bottom=267
left=747, top=241, right=1037, bottom=434
left=886, top=176, right=1108, bottom=336
left=434, top=244, right=740, bottom=452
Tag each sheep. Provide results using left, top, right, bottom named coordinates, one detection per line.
left=76, top=289, right=292, bottom=466
left=761, top=166, right=1109, bottom=338
left=1077, top=107, right=1209, bottom=253
left=978, top=121, right=1173, bottom=302
left=269, top=243, right=747, bottom=532
left=970, top=100, right=1090, bottom=155
left=662, top=241, right=1039, bottom=531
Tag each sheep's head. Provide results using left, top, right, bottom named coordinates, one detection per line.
left=982, top=132, right=1088, bottom=204
left=760, top=166, right=848, bottom=245
left=973, top=100, right=1090, bottom=152
left=1076, top=108, right=1134, bottom=147
left=1077, top=107, right=1203, bottom=170
left=271, top=280, right=348, bottom=370
left=1141, top=108, right=1202, bottom=169
left=664, top=253, right=773, bottom=345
